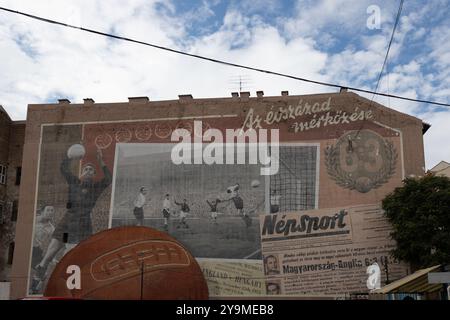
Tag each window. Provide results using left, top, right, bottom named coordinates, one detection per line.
left=15, top=167, right=21, bottom=185
left=11, top=200, right=18, bottom=222
left=0, top=165, right=6, bottom=185
left=7, top=242, right=15, bottom=265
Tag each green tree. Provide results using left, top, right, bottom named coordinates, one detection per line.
left=382, top=175, right=450, bottom=269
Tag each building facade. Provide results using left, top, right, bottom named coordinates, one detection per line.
left=2, top=91, right=429, bottom=299
left=430, top=161, right=450, bottom=178
left=0, top=105, right=25, bottom=285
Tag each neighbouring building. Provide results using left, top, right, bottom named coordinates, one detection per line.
left=0, top=105, right=25, bottom=297
left=429, top=161, right=450, bottom=178
left=0, top=90, right=432, bottom=299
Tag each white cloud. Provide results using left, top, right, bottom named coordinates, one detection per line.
left=0, top=0, right=448, bottom=169
left=281, top=0, right=396, bottom=39
left=233, top=0, right=281, bottom=15
left=0, top=0, right=331, bottom=119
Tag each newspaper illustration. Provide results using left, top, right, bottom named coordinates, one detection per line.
left=260, top=204, right=410, bottom=296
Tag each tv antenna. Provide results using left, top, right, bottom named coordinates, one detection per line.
left=229, top=75, right=253, bottom=92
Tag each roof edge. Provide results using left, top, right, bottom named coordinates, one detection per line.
left=0, top=105, right=12, bottom=122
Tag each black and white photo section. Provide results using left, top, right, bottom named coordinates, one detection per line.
left=108, top=143, right=266, bottom=260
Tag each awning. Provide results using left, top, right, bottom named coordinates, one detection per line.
left=373, top=265, right=443, bottom=294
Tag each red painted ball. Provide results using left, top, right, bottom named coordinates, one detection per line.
left=44, top=226, right=209, bottom=300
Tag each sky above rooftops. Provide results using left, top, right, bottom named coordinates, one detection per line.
left=0, top=0, right=449, bottom=168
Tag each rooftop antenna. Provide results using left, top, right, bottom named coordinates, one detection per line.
left=228, top=75, right=253, bottom=92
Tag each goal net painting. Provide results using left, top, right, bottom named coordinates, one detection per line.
left=268, top=144, right=319, bottom=213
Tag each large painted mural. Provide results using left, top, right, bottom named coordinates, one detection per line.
left=27, top=97, right=408, bottom=297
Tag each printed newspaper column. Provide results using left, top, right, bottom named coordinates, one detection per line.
left=197, top=259, right=266, bottom=297
left=259, top=204, right=410, bottom=297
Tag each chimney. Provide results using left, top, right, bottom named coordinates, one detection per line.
left=128, top=96, right=149, bottom=104
left=256, top=91, right=264, bottom=98
left=83, top=98, right=95, bottom=105
left=58, top=99, right=71, bottom=105
left=128, top=97, right=149, bottom=103
left=340, top=87, right=348, bottom=93
left=231, top=92, right=239, bottom=98
left=281, top=91, right=289, bottom=96
left=178, top=94, right=193, bottom=101
left=240, top=92, right=250, bottom=100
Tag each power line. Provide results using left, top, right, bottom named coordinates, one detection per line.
left=0, top=6, right=449, bottom=108
left=372, top=0, right=404, bottom=98
left=354, top=0, right=404, bottom=140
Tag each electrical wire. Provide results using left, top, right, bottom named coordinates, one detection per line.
left=0, top=6, right=449, bottom=108
left=372, top=0, right=405, bottom=99
left=354, top=0, right=404, bottom=140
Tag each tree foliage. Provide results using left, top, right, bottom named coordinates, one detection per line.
left=382, top=174, right=450, bottom=269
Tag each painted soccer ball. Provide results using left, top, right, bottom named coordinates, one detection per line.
left=251, top=180, right=260, bottom=188
left=226, top=184, right=240, bottom=193
left=67, top=144, right=86, bottom=159
left=44, top=227, right=209, bottom=300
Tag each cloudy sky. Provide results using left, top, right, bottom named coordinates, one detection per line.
left=0, top=0, right=449, bottom=169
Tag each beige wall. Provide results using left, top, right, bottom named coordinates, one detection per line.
left=10, top=92, right=426, bottom=298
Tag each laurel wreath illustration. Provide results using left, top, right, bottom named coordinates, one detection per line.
left=325, top=139, right=398, bottom=193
